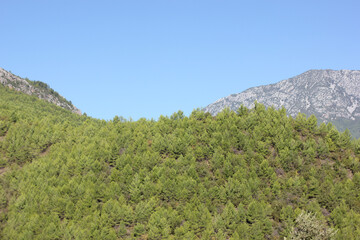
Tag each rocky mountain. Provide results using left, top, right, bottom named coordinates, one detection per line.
left=0, top=67, right=81, bottom=115
left=204, top=69, right=360, bottom=137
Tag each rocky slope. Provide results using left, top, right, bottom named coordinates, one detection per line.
left=204, top=69, right=360, bottom=137
left=0, top=67, right=81, bottom=115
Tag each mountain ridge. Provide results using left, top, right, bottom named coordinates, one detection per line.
left=0, top=67, right=81, bottom=115
left=204, top=69, right=360, bottom=137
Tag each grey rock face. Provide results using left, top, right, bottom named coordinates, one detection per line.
left=0, top=67, right=81, bottom=115
left=204, top=70, right=360, bottom=136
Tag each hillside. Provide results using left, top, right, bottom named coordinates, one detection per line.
left=204, top=70, right=360, bottom=138
left=1, top=85, right=360, bottom=239
left=0, top=67, right=81, bottom=115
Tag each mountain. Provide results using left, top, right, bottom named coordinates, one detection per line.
left=1, top=79, right=360, bottom=239
left=0, top=67, right=81, bottom=115
left=204, top=70, right=360, bottom=138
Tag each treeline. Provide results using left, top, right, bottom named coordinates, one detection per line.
left=25, top=77, right=74, bottom=110
left=0, top=85, right=360, bottom=239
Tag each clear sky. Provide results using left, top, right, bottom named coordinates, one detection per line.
left=1, top=0, right=360, bottom=120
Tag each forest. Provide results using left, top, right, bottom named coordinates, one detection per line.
left=1, top=84, right=360, bottom=239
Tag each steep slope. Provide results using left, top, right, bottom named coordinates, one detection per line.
left=0, top=67, right=81, bottom=115
left=204, top=70, right=360, bottom=137
left=1, top=86, right=360, bottom=239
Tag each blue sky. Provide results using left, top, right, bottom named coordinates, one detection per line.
left=1, top=0, right=360, bottom=120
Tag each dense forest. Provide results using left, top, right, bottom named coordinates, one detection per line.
left=1, top=84, right=360, bottom=239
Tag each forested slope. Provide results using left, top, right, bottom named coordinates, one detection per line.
left=1, top=85, right=360, bottom=239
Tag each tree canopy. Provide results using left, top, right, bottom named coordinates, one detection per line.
left=1, top=85, right=360, bottom=239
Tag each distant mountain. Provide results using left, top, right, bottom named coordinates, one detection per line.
left=0, top=67, right=81, bottom=115
left=204, top=70, right=360, bottom=137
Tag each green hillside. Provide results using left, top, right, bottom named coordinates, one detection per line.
left=1, top=85, right=360, bottom=239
